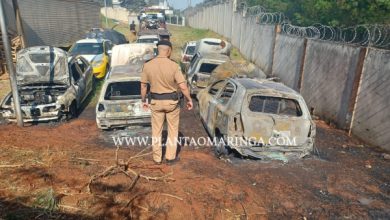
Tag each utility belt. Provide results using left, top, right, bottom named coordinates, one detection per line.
left=150, top=92, right=179, bottom=101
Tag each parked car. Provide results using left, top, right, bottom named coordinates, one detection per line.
left=69, top=38, right=113, bottom=79
left=209, top=60, right=266, bottom=84
left=181, top=41, right=196, bottom=64
left=187, top=52, right=230, bottom=96
left=0, top=46, right=94, bottom=122
left=138, top=29, right=171, bottom=41
left=197, top=77, right=316, bottom=161
left=96, top=44, right=155, bottom=129
left=195, top=38, right=232, bottom=56
left=136, top=35, right=160, bottom=44
left=85, top=28, right=128, bottom=45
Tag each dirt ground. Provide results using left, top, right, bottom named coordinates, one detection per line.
left=0, top=102, right=389, bottom=219
left=0, top=21, right=389, bottom=220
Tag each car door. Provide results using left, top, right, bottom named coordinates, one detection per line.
left=104, top=40, right=113, bottom=63
left=181, top=42, right=187, bottom=60
left=69, top=61, right=86, bottom=105
left=187, top=53, right=199, bottom=77
left=76, top=57, right=93, bottom=95
left=198, top=80, right=226, bottom=122
left=206, top=82, right=236, bottom=137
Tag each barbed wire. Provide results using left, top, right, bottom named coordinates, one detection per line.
left=281, top=23, right=390, bottom=48
left=185, top=0, right=390, bottom=49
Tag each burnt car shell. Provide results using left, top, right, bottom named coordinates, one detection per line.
left=187, top=52, right=230, bottom=96
left=0, top=46, right=93, bottom=122
left=96, top=43, right=155, bottom=129
left=96, top=64, right=151, bottom=129
left=197, top=78, right=316, bottom=161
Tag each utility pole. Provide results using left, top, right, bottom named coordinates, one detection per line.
left=104, top=0, right=108, bottom=28
left=0, top=0, right=23, bottom=126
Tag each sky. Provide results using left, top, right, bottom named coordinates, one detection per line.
left=168, top=0, right=204, bottom=10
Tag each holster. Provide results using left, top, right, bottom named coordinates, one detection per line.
left=151, top=92, right=179, bottom=101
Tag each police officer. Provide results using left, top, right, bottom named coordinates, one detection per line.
left=141, top=40, right=193, bottom=165
left=130, top=21, right=136, bottom=36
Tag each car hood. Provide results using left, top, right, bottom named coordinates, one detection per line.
left=111, top=44, right=155, bottom=67
left=80, top=54, right=100, bottom=63
left=16, top=46, right=70, bottom=86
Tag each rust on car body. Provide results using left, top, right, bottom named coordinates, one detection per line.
left=0, top=46, right=94, bottom=122
left=96, top=43, right=155, bottom=130
left=197, top=77, right=316, bottom=161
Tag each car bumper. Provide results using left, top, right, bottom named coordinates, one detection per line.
left=97, top=115, right=151, bottom=130
left=189, top=84, right=206, bottom=95
left=229, top=137, right=314, bottom=162
left=92, top=63, right=107, bottom=79
left=1, top=104, right=63, bottom=123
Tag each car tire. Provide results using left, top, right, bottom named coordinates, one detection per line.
left=92, top=75, right=97, bottom=89
left=67, top=101, right=78, bottom=120
left=214, top=133, right=230, bottom=158
left=194, top=101, right=201, bottom=119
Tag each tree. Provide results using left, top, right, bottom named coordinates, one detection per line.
left=246, top=0, right=390, bottom=27
left=121, top=0, right=147, bottom=12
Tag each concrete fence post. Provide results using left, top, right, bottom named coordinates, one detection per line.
left=298, top=38, right=308, bottom=92
left=348, top=47, right=368, bottom=134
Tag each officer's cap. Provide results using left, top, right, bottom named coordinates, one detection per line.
left=157, top=40, right=172, bottom=48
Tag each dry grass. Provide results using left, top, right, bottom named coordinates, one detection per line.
left=0, top=80, right=10, bottom=100
left=100, top=15, right=245, bottom=63
left=168, top=24, right=245, bottom=62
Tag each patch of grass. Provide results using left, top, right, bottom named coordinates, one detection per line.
left=168, top=25, right=246, bottom=62
left=0, top=80, right=10, bottom=100
left=32, top=188, right=59, bottom=212
left=99, top=15, right=246, bottom=63
left=85, top=78, right=104, bottom=108
left=100, top=15, right=138, bottom=43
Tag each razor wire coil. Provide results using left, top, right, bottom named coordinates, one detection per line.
left=186, top=0, right=390, bottom=49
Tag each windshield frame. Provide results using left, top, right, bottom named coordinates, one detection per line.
left=69, top=42, right=104, bottom=55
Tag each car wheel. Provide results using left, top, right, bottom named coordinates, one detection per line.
left=105, top=64, right=110, bottom=75
left=92, top=75, right=96, bottom=88
left=194, top=101, right=201, bottom=119
left=214, top=133, right=230, bottom=158
left=67, top=101, right=78, bottom=120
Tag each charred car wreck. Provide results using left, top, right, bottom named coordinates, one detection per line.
left=197, top=77, right=316, bottom=161
left=96, top=44, right=155, bottom=129
left=0, top=46, right=94, bottom=122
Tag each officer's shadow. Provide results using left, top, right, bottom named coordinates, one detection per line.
left=161, top=130, right=186, bottom=159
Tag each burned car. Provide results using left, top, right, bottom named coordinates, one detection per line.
left=197, top=77, right=316, bottom=161
left=208, top=60, right=266, bottom=84
left=187, top=52, right=230, bottom=96
left=195, top=38, right=232, bottom=56
left=96, top=44, right=155, bottom=129
left=0, top=46, right=94, bottom=122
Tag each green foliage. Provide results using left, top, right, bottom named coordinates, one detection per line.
left=33, top=188, right=59, bottom=212
left=246, top=0, right=390, bottom=27
left=121, top=0, right=147, bottom=12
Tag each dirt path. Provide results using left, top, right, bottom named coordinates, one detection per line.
left=0, top=102, right=389, bottom=219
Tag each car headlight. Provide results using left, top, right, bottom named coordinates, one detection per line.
left=92, top=59, right=104, bottom=68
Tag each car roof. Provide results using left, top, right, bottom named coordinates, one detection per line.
left=76, top=38, right=107, bottom=44
left=187, top=41, right=197, bottom=46
left=233, top=78, right=302, bottom=98
left=198, top=52, right=230, bottom=61
left=200, top=38, right=222, bottom=43
left=138, top=35, right=159, bottom=39
left=107, top=64, right=143, bottom=81
left=19, top=46, right=67, bottom=56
